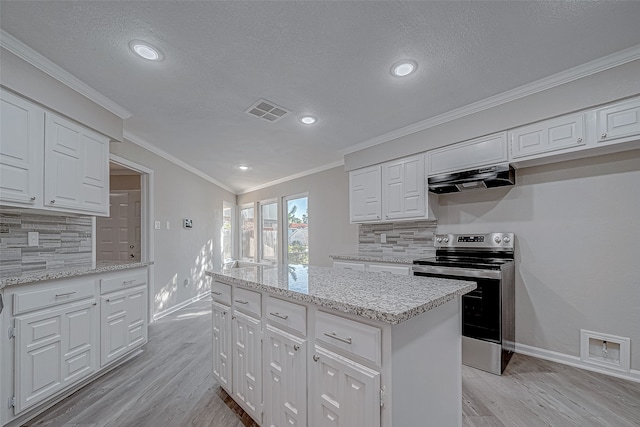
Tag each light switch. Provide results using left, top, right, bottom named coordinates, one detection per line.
left=166, top=221, right=170, bottom=230
left=28, top=231, right=39, bottom=247
left=154, top=221, right=161, bottom=230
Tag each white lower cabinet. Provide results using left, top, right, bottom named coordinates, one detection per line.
left=264, top=325, right=307, bottom=427
left=212, top=301, right=232, bottom=393
left=310, top=345, right=381, bottom=427
left=232, top=310, right=263, bottom=422
left=99, top=284, right=148, bottom=367
left=14, top=297, right=97, bottom=414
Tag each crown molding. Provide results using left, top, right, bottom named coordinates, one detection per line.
left=0, top=29, right=132, bottom=119
left=341, top=44, right=640, bottom=155
left=239, top=160, right=345, bottom=195
left=123, top=131, right=236, bottom=194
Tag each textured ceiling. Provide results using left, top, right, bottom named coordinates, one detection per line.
left=1, top=1, right=640, bottom=193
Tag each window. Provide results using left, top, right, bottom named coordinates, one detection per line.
left=285, top=194, right=308, bottom=265
left=221, top=203, right=234, bottom=262
left=240, top=204, right=255, bottom=260
left=260, top=201, right=278, bottom=263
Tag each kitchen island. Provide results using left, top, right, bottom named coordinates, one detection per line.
left=206, top=264, right=475, bottom=427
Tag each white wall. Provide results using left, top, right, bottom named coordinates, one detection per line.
left=237, top=166, right=358, bottom=267
left=110, top=140, right=236, bottom=316
left=437, top=148, right=640, bottom=371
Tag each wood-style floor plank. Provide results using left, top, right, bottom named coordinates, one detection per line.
left=23, top=297, right=639, bottom=427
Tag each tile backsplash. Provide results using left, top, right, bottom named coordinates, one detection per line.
left=358, top=219, right=437, bottom=257
left=0, top=212, right=92, bottom=276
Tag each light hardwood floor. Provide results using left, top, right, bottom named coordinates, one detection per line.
left=23, top=298, right=639, bottom=427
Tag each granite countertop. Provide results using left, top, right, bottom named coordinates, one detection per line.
left=329, top=253, right=422, bottom=264
left=0, top=261, right=153, bottom=288
left=207, top=264, right=474, bottom=325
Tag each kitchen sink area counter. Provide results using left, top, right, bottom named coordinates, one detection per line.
left=329, top=253, right=416, bottom=264
left=206, top=264, right=474, bottom=324
left=0, top=261, right=153, bottom=288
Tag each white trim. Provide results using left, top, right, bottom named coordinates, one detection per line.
left=239, top=160, right=344, bottom=195
left=0, top=29, right=132, bottom=119
left=341, top=44, right=640, bottom=155
left=123, top=130, right=236, bottom=194
left=152, top=291, right=210, bottom=321
left=515, top=343, right=640, bottom=384
left=283, top=192, right=309, bottom=265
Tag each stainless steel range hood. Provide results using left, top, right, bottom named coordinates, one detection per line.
left=428, top=164, right=515, bottom=194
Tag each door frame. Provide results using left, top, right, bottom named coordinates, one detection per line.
left=107, top=154, right=155, bottom=323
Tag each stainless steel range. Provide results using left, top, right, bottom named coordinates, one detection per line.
left=413, top=233, right=515, bottom=375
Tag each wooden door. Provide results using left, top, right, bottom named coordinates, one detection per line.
left=97, top=191, right=142, bottom=262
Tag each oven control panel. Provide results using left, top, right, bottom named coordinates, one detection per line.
left=435, top=233, right=514, bottom=249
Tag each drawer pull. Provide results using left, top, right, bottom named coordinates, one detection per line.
left=269, top=312, right=289, bottom=320
left=55, top=292, right=76, bottom=298
left=235, top=299, right=249, bottom=305
left=212, top=291, right=222, bottom=295
left=324, top=331, right=352, bottom=345
left=313, top=354, right=320, bottom=362
left=122, top=279, right=136, bottom=285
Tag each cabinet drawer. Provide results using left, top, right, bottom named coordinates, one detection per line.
left=315, top=311, right=381, bottom=366
left=333, top=261, right=365, bottom=272
left=211, top=281, right=232, bottom=305
left=233, top=287, right=261, bottom=318
left=13, top=280, right=96, bottom=315
left=367, top=263, right=410, bottom=275
left=100, top=270, right=147, bottom=294
left=266, top=297, right=307, bottom=336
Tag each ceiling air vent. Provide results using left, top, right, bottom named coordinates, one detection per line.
left=245, top=99, right=289, bottom=123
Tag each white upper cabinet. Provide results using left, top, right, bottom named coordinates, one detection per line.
left=0, top=90, right=44, bottom=207
left=349, top=165, right=382, bottom=222
left=596, top=97, right=640, bottom=145
left=0, top=90, right=110, bottom=216
left=509, top=113, right=586, bottom=160
left=382, top=154, right=425, bottom=221
left=44, top=113, right=110, bottom=216
left=427, top=132, right=508, bottom=176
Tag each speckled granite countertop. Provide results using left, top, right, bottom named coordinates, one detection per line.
left=0, top=261, right=153, bottom=288
left=330, top=253, right=420, bottom=264
left=207, top=264, right=474, bottom=325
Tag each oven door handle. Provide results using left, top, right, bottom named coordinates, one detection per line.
left=413, top=265, right=501, bottom=280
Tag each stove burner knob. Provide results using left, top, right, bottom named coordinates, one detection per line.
left=503, top=236, right=511, bottom=243
left=436, top=237, right=443, bottom=243
left=494, top=235, right=502, bottom=244
left=443, top=237, right=449, bottom=243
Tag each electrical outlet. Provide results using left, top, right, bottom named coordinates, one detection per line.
left=28, top=231, right=39, bottom=246
left=166, top=221, right=170, bottom=230
left=381, top=233, right=387, bottom=244
left=154, top=221, right=161, bottom=230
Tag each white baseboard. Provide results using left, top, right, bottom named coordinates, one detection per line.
left=152, top=292, right=210, bottom=321
left=515, top=343, right=640, bottom=384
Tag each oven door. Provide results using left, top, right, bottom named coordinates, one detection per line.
left=413, top=265, right=501, bottom=343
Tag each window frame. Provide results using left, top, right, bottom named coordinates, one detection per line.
left=221, top=201, right=236, bottom=263
left=282, top=192, right=309, bottom=265
left=238, top=202, right=256, bottom=262
left=257, top=198, right=279, bottom=265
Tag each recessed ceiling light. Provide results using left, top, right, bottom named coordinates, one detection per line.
left=299, top=116, right=317, bottom=125
left=129, top=40, right=163, bottom=61
left=391, top=60, right=417, bottom=77
left=237, top=165, right=250, bottom=171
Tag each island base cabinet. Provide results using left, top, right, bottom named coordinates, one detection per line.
left=14, top=299, right=97, bottom=414
left=232, top=310, right=263, bottom=424
left=212, top=301, right=232, bottom=393
left=311, top=345, right=381, bottom=427
left=264, top=325, right=307, bottom=427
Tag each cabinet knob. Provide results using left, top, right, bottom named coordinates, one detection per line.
left=232, top=315, right=236, bottom=320
left=30, top=196, right=36, bottom=201
left=601, top=133, right=607, bottom=139
left=223, top=311, right=227, bottom=315
left=50, top=199, right=56, bottom=204
left=577, top=137, right=583, bottom=143
left=293, top=344, right=300, bottom=351
left=313, top=355, right=320, bottom=362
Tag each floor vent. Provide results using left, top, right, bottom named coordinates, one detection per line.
left=580, top=330, right=630, bottom=372
left=245, top=99, right=289, bottom=123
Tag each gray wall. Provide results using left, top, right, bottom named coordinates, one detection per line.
left=437, top=149, right=640, bottom=370
left=110, top=140, right=236, bottom=316
left=237, top=166, right=358, bottom=267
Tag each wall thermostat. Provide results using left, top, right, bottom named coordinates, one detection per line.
left=183, top=218, right=193, bottom=229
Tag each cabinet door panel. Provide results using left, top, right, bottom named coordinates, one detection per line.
left=212, top=301, right=232, bottom=392
left=509, top=114, right=585, bottom=159
left=597, top=97, right=640, bottom=143
left=382, top=155, right=425, bottom=220
left=0, top=90, right=44, bottom=206
left=264, top=325, right=307, bottom=427
left=427, top=132, right=507, bottom=176
left=232, top=311, right=262, bottom=421
left=126, top=287, right=147, bottom=348
left=349, top=166, right=381, bottom=222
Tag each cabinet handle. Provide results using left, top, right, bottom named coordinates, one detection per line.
left=122, top=279, right=136, bottom=285
left=232, top=315, right=237, bottom=320
left=323, top=331, right=353, bottom=344
left=601, top=133, right=607, bottom=139
left=313, top=355, right=320, bottom=362
left=50, top=199, right=56, bottom=204
left=223, top=311, right=227, bottom=315
left=577, top=137, right=583, bottom=143
left=212, top=291, right=222, bottom=295
left=269, top=312, right=289, bottom=320
left=235, top=299, right=249, bottom=304
left=30, top=196, right=36, bottom=201
left=55, top=292, right=76, bottom=297
left=293, top=344, right=300, bottom=351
